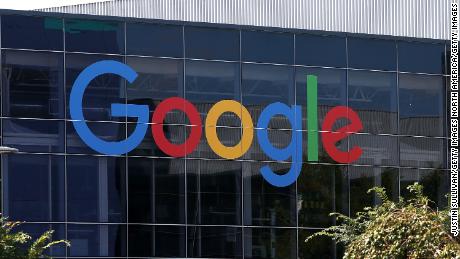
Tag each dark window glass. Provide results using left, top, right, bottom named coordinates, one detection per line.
left=243, top=162, right=296, bottom=226
left=17, top=223, right=66, bottom=257
left=348, top=71, right=398, bottom=134
left=3, top=154, right=64, bottom=221
left=398, top=41, right=445, bottom=74
left=399, top=74, right=445, bottom=137
left=128, top=157, right=185, bottom=224
left=296, top=67, right=347, bottom=130
left=299, top=229, right=337, bottom=258
left=2, top=15, right=63, bottom=50
left=67, top=156, right=126, bottom=222
left=128, top=124, right=185, bottom=157
left=2, top=50, right=64, bottom=119
left=126, top=22, right=183, bottom=57
left=3, top=119, right=64, bottom=153
left=349, top=166, right=399, bottom=216
left=187, top=160, right=241, bottom=225
left=296, top=34, right=346, bottom=68
left=400, top=168, right=449, bottom=208
left=242, top=64, right=294, bottom=128
left=185, top=60, right=240, bottom=127
left=241, top=30, right=294, bottom=64
left=298, top=164, right=348, bottom=227
left=348, top=37, right=396, bottom=70
left=244, top=228, right=296, bottom=258
left=185, top=26, right=239, bottom=61
left=189, top=126, right=241, bottom=160
left=128, top=225, right=186, bottom=257
left=400, top=137, right=446, bottom=169
left=68, top=224, right=126, bottom=257
left=66, top=54, right=125, bottom=122
left=187, top=226, right=242, bottom=258
left=349, top=134, right=399, bottom=166
left=65, top=19, right=124, bottom=54
left=245, top=129, right=293, bottom=162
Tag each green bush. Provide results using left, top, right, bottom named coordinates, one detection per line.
left=306, top=183, right=460, bottom=259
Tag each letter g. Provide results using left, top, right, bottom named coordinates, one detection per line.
left=69, top=60, right=149, bottom=155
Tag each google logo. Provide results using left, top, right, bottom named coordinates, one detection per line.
left=70, top=60, right=363, bottom=187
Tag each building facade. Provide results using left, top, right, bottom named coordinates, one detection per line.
left=0, top=1, right=451, bottom=258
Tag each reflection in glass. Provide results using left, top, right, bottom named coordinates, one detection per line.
left=398, top=41, right=445, bottom=74
left=187, top=160, right=241, bottom=225
left=242, top=30, right=294, bottom=64
left=67, top=156, right=126, bottom=222
left=128, top=157, right=185, bottom=223
left=185, top=26, right=239, bottom=61
left=400, top=136, right=446, bottom=169
left=3, top=154, right=65, bottom=222
left=348, top=71, right=397, bottom=134
left=2, top=50, right=64, bottom=119
left=68, top=224, right=126, bottom=257
left=348, top=37, right=396, bottom=71
left=187, top=226, right=242, bottom=258
left=244, top=228, right=296, bottom=258
left=295, top=34, right=346, bottom=68
left=243, top=162, right=296, bottom=226
left=349, top=134, right=399, bottom=166
left=399, top=74, right=445, bottom=137
left=128, top=225, right=186, bottom=257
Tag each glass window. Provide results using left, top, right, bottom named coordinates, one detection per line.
left=299, top=229, right=337, bottom=258
left=17, top=223, right=66, bottom=257
left=349, top=166, right=399, bottom=216
left=66, top=54, right=125, bottom=122
left=126, top=22, right=183, bottom=57
left=3, top=119, right=64, bottom=153
left=67, top=155, right=126, bottom=222
left=185, top=60, right=240, bottom=127
left=65, top=19, right=124, bottom=54
left=128, top=225, right=186, bottom=257
left=348, top=37, right=396, bottom=70
left=348, top=71, right=398, bottom=134
left=296, top=34, right=346, bottom=68
left=126, top=57, right=183, bottom=124
left=2, top=50, right=64, bottom=119
left=400, top=136, right=446, bottom=169
left=399, top=74, right=445, bottom=137
left=187, top=160, right=241, bottom=225
left=2, top=15, right=63, bottom=50
left=398, top=41, right=446, bottom=74
left=68, top=224, right=126, bottom=257
left=3, top=154, right=64, bottom=222
left=298, top=164, right=348, bottom=227
left=128, top=157, right=185, bottom=224
left=349, top=134, right=399, bottom=166
left=187, top=226, right=242, bottom=258
left=242, top=64, right=294, bottom=128
left=243, top=162, right=296, bottom=226
left=244, top=228, right=296, bottom=259
left=241, top=30, right=294, bottom=64
left=185, top=26, right=239, bottom=61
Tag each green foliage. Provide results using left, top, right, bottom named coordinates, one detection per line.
left=0, top=216, right=69, bottom=258
left=306, top=183, right=460, bottom=259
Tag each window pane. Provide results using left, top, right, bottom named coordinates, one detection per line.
left=398, top=41, right=446, bottom=74
left=185, top=60, right=240, bottom=127
left=348, top=71, right=398, bottom=134
left=17, top=223, right=66, bottom=257
left=67, top=156, right=126, bottom=222
left=128, top=157, right=185, bottom=224
left=244, top=228, right=296, bottom=258
left=349, top=166, right=399, bottom=216
left=187, top=160, right=241, bottom=225
left=399, top=74, right=445, bottom=137
left=126, top=22, right=183, bottom=57
left=242, top=30, right=294, bottom=64
left=2, top=50, right=64, bottom=119
left=65, top=19, right=124, bottom=54
left=243, top=162, right=296, bottom=226
left=298, top=164, right=348, bottom=227
left=349, top=134, right=399, bottom=166
left=296, top=34, right=346, bottom=68
left=299, top=230, right=337, bottom=258
left=185, top=26, right=239, bottom=61
left=3, top=154, right=64, bottom=221
left=128, top=225, right=186, bottom=257
left=3, top=119, right=64, bottom=153
left=2, top=15, right=63, bottom=50
left=348, top=37, right=396, bottom=70
left=400, top=136, right=446, bottom=169
left=68, top=224, right=126, bottom=257
left=187, top=226, right=242, bottom=258
left=66, top=54, right=125, bottom=122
